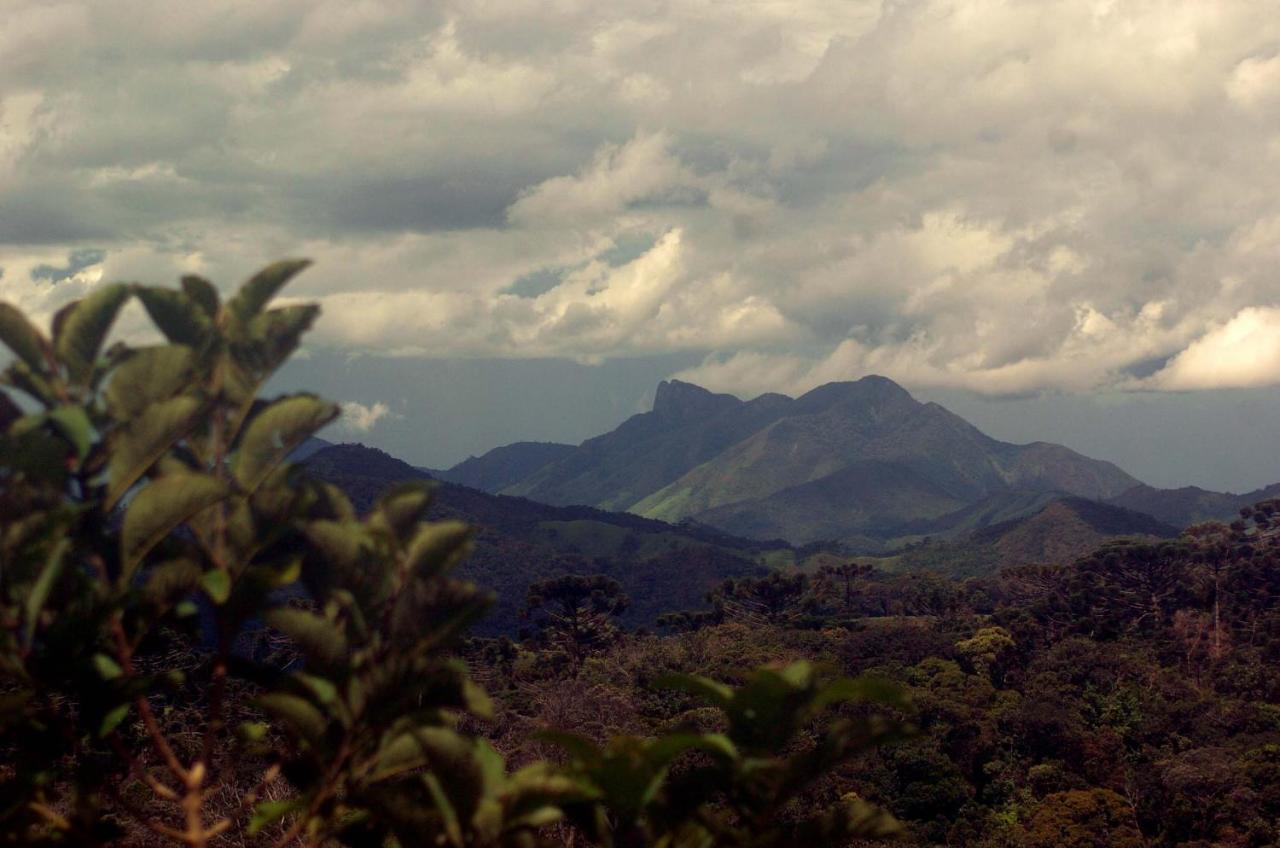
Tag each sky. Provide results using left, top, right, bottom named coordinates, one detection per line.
left=2, top=1, right=1280, bottom=491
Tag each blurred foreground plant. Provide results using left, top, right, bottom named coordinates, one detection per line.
left=0, top=264, right=906, bottom=846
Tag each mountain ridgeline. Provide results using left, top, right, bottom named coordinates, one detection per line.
left=448, top=376, right=1167, bottom=549
left=303, top=443, right=782, bottom=633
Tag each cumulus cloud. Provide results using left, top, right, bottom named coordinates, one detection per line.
left=1149, top=307, right=1280, bottom=391
left=1, top=0, right=1279, bottom=397
left=338, top=400, right=394, bottom=434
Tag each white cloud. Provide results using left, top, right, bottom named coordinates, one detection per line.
left=0, top=0, right=1278, bottom=398
left=1149, top=307, right=1280, bottom=391
left=1227, top=53, right=1280, bottom=112
left=338, top=400, right=394, bottom=433
left=507, top=132, right=694, bottom=228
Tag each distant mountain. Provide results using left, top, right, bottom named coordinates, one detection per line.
left=436, top=441, right=575, bottom=492
left=503, top=380, right=794, bottom=511
left=486, top=375, right=1140, bottom=548
left=886, top=496, right=1180, bottom=578
left=976, top=497, right=1178, bottom=566
left=1107, top=482, right=1280, bottom=528
left=301, top=443, right=779, bottom=633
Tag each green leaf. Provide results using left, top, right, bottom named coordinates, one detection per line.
left=248, top=797, right=306, bottom=836
left=538, top=731, right=601, bottom=765
left=92, top=654, right=123, bottom=680
left=463, top=678, right=493, bottom=720
left=237, top=721, right=269, bottom=744
left=652, top=672, right=733, bottom=708
left=227, top=260, right=311, bottom=325
left=404, top=521, right=473, bottom=580
left=812, top=674, right=908, bottom=713
left=295, top=673, right=339, bottom=706
left=373, top=482, right=434, bottom=540
left=24, top=537, right=69, bottom=644
left=121, top=474, right=229, bottom=581
left=53, top=283, right=131, bottom=383
left=200, top=570, right=231, bottom=604
left=0, top=302, right=50, bottom=373
left=421, top=771, right=464, bottom=847
left=647, top=732, right=737, bottom=766
left=256, top=693, right=328, bottom=742
left=133, top=287, right=212, bottom=347
left=99, top=704, right=130, bottom=737
left=232, top=394, right=338, bottom=492
left=264, top=608, right=348, bottom=666
left=778, top=660, right=814, bottom=688
left=302, top=520, right=367, bottom=566
left=46, top=405, right=94, bottom=460
left=181, top=276, right=220, bottom=317
left=373, top=734, right=430, bottom=781
left=106, top=395, right=203, bottom=509
left=240, top=304, right=320, bottom=374
left=105, top=345, right=197, bottom=421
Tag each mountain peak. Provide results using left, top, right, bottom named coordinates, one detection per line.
left=304, top=443, right=429, bottom=482
left=795, top=375, right=915, bottom=411
left=652, top=379, right=741, bottom=419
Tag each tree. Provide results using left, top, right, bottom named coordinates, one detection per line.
left=550, top=661, right=908, bottom=847
left=709, top=573, right=809, bottom=625
left=955, top=626, right=1016, bottom=682
left=522, top=574, right=629, bottom=671
left=1017, top=789, right=1145, bottom=848
left=0, top=264, right=571, bottom=846
left=813, top=561, right=876, bottom=616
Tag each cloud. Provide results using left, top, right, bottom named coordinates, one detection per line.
left=0, top=1, right=1277, bottom=398
left=338, top=400, right=394, bottom=433
left=1149, top=307, right=1280, bottom=391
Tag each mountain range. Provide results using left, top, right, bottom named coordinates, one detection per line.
left=301, top=440, right=1181, bottom=634
left=433, top=375, right=1276, bottom=550
left=294, top=375, right=1279, bottom=631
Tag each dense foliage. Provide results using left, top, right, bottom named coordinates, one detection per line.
left=0, top=266, right=905, bottom=846
left=536, top=509, right=1280, bottom=846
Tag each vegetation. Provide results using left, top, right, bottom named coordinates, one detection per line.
left=5, top=263, right=1280, bottom=846
left=521, top=575, right=629, bottom=673
left=608, top=510, right=1280, bottom=846
left=0, top=266, right=906, bottom=846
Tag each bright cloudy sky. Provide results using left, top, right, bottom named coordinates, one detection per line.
left=3, top=1, right=1280, bottom=487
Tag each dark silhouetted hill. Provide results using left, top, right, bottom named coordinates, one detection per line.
left=1107, top=482, right=1280, bottom=528
left=302, top=443, right=777, bottom=633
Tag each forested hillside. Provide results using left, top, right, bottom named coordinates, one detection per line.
left=304, top=443, right=783, bottom=632
left=485, top=505, right=1280, bottom=846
